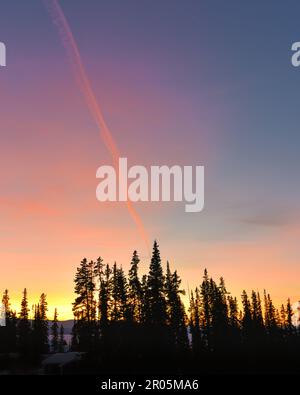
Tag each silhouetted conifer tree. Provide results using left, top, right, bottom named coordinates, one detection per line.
left=286, top=298, right=294, bottom=335
left=146, top=241, right=167, bottom=326
left=73, top=258, right=97, bottom=350
left=32, top=294, right=49, bottom=356
left=39, top=293, right=49, bottom=353
left=200, top=269, right=212, bottom=349
left=73, top=258, right=96, bottom=322
left=241, top=290, right=252, bottom=343
left=94, top=256, right=104, bottom=320
left=189, top=289, right=202, bottom=354
left=251, top=291, right=265, bottom=336
left=51, top=308, right=59, bottom=353
left=18, top=288, right=31, bottom=356
left=99, top=264, right=111, bottom=326
left=165, top=262, right=188, bottom=351
left=128, top=251, right=142, bottom=322
left=140, top=274, right=150, bottom=324
left=264, top=291, right=278, bottom=336
left=209, top=277, right=229, bottom=351
left=227, top=295, right=240, bottom=346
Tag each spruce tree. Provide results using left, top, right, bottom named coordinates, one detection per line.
left=227, top=295, right=240, bottom=346
left=189, top=289, right=202, bottom=353
left=251, top=291, right=264, bottom=334
left=32, top=295, right=49, bottom=356
left=39, top=293, right=49, bottom=353
left=128, top=250, right=142, bottom=322
left=280, top=304, right=286, bottom=329
left=18, top=288, right=31, bottom=356
left=111, top=263, right=129, bottom=322
left=241, top=290, right=252, bottom=343
left=146, top=241, right=167, bottom=326
left=73, top=258, right=96, bottom=323
left=200, top=269, right=212, bottom=349
left=286, top=298, right=294, bottom=336
left=165, top=262, right=188, bottom=351
left=99, top=264, right=111, bottom=326
left=111, top=262, right=119, bottom=322
left=73, top=258, right=97, bottom=350
left=117, top=266, right=129, bottom=321
left=228, top=296, right=239, bottom=329
left=51, top=308, right=59, bottom=353
left=94, top=256, right=104, bottom=320
left=140, top=274, right=150, bottom=324
left=210, top=277, right=229, bottom=350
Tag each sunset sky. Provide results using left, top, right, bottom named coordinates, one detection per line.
left=1, top=0, right=300, bottom=319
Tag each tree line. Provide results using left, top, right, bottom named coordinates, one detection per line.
left=1, top=240, right=300, bottom=373
left=0, top=289, right=66, bottom=360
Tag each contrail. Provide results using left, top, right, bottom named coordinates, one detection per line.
left=44, top=0, right=150, bottom=253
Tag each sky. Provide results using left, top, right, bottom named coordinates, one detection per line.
left=1, top=0, right=300, bottom=319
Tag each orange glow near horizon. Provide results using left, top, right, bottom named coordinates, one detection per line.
left=4, top=230, right=300, bottom=320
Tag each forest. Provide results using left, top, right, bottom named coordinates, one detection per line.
left=1, top=240, right=300, bottom=374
